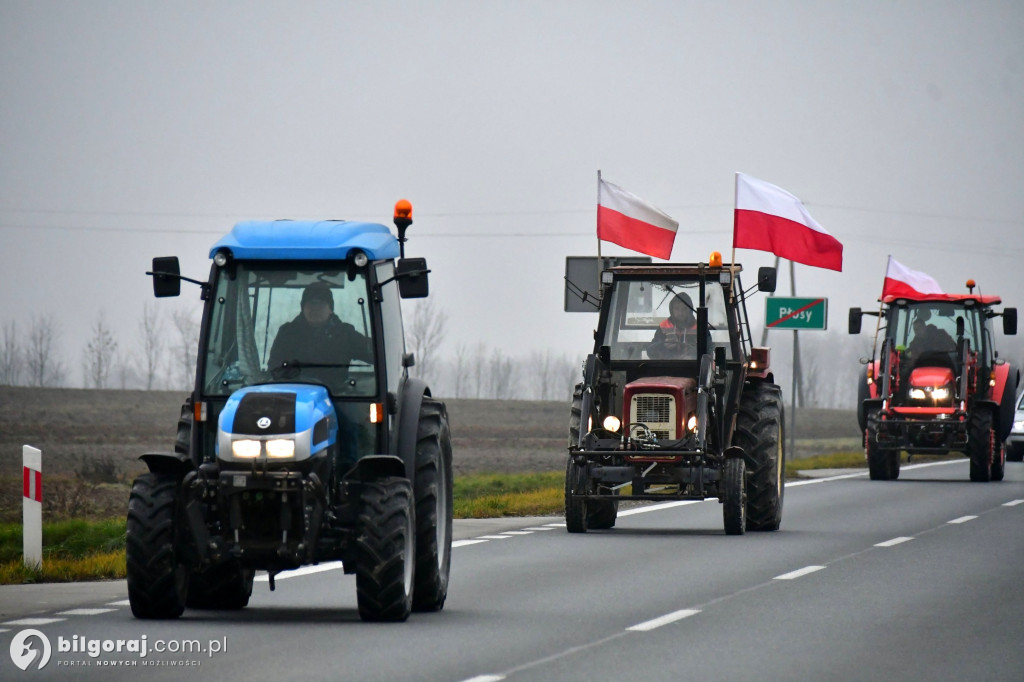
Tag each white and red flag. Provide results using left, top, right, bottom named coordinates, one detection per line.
left=733, top=172, right=843, bottom=271
left=597, top=177, right=679, bottom=259
left=881, top=256, right=944, bottom=299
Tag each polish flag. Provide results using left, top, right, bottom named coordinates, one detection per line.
left=733, top=173, right=843, bottom=271
left=597, top=178, right=679, bottom=260
left=881, top=256, right=943, bottom=298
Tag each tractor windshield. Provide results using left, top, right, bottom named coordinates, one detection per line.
left=601, top=279, right=732, bottom=361
left=202, top=263, right=377, bottom=397
left=891, top=302, right=982, bottom=359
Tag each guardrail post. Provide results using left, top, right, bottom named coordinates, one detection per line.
left=23, top=445, right=42, bottom=570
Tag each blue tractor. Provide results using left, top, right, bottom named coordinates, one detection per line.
left=127, top=201, right=453, bottom=622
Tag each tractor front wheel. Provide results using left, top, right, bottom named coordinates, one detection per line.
left=126, top=473, right=189, bottom=619
left=733, top=382, right=785, bottom=531
left=353, top=477, right=415, bottom=622
left=186, top=562, right=254, bottom=610
left=968, top=409, right=995, bottom=482
left=412, top=398, right=454, bottom=612
left=866, top=411, right=899, bottom=480
left=564, top=457, right=589, bottom=533
left=723, top=457, right=747, bottom=536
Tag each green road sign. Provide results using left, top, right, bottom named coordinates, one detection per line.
left=765, top=297, right=828, bottom=330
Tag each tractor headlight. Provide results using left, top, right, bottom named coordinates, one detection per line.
left=266, top=439, right=296, bottom=458
left=686, top=413, right=698, bottom=432
left=931, top=387, right=950, bottom=402
left=909, top=388, right=926, bottom=401
left=232, top=439, right=261, bottom=458
left=602, top=415, right=621, bottom=433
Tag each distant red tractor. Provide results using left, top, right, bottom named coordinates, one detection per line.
left=849, top=281, right=1018, bottom=481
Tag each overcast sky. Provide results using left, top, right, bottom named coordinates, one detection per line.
left=2, top=1, right=1022, bottom=389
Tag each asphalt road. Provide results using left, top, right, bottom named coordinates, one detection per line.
left=3, top=460, right=1024, bottom=681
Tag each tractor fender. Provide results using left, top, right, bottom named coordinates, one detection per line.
left=993, top=362, right=1019, bottom=440
left=139, top=451, right=194, bottom=477
left=394, top=377, right=430, bottom=481
left=724, top=445, right=745, bottom=459
left=345, top=454, right=407, bottom=482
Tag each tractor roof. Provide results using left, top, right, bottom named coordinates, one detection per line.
left=209, top=220, right=400, bottom=261
left=608, top=263, right=741, bottom=278
left=881, top=293, right=1002, bottom=306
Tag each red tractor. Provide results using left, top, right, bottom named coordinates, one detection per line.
left=849, top=281, right=1018, bottom=481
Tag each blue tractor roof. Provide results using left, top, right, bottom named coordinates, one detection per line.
left=209, top=220, right=401, bottom=261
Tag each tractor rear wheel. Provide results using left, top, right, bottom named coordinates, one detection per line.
left=723, top=457, right=746, bottom=536
left=126, top=473, right=188, bottom=619
left=991, top=442, right=1005, bottom=482
left=733, top=382, right=784, bottom=531
left=353, top=477, right=415, bottom=622
left=968, top=409, right=994, bottom=482
left=412, top=398, right=453, bottom=612
left=186, top=562, right=254, bottom=610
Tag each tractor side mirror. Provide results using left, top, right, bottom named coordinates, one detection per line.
left=396, top=258, right=429, bottom=299
left=1004, top=308, right=1018, bottom=335
left=150, top=257, right=181, bottom=298
left=848, top=308, right=862, bottom=335
left=757, top=266, right=777, bottom=293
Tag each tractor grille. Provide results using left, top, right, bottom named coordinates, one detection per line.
left=631, top=394, right=676, bottom=440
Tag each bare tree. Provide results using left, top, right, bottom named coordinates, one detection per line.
left=489, top=348, right=516, bottom=399
left=83, top=311, right=118, bottom=389
left=170, top=307, right=200, bottom=390
left=406, top=299, right=448, bottom=385
left=0, top=320, right=21, bottom=386
left=450, top=342, right=471, bottom=398
left=138, top=302, right=163, bottom=390
left=25, top=313, right=66, bottom=387
left=470, top=342, right=488, bottom=398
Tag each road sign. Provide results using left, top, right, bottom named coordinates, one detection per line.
left=765, top=297, right=828, bottom=330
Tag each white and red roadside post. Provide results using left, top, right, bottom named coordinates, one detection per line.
left=23, top=445, right=42, bottom=569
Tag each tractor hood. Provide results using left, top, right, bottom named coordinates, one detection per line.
left=216, top=384, right=338, bottom=464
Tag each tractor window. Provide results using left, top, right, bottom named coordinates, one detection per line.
left=202, top=263, right=377, bottom=397
left=601, top=280, right=732, bottom=361
left=893, top=303, right=981, bottom=357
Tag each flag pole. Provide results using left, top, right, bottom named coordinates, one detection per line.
left=729, top=172, right=738, bottom=302
left=596, top=169, right=603, bottom=300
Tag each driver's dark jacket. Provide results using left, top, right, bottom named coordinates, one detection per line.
left=268, top=314, right=373, bottom=389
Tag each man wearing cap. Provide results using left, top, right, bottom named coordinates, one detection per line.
left=268, top=282, right=374, bottom=391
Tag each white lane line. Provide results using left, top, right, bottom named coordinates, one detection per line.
left=543, top=522, right=566, bottom=527
left=1003, top=499, right=1024, bottom=507
left=0, top=628, right=9, bottom=634
left=627, top=609, right=701, bottom=632
left=475, top=535, right=513, bottom=540
left=875, top=537, right=914, bottom=547
left=3, top=617, right=65, bottom=626
left=453, top=539, right=490, bottom=548
left=459, top=676, right=506, bottom=682
left=57, top=608, right=117, bottom=616
left=618, top=499, right=706, bottom=517
left=499, top=531, right=534, bottom=535
left=254, top=560, right=344, bottom=582
left=787, top=459, right=963, bottom=487
left=948, top=515, right=977, bottom=524
left=107, top=600, right=131, bottom=607
left=522, top=527, right=556, bottom=531
left=774, top=565, right=825, bottom=580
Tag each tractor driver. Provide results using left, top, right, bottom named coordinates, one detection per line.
left=268, top=282, right=374, bottom=390
left=648, top=292, right=699, bottom=359
left=906, top=307, right=956, bottom=358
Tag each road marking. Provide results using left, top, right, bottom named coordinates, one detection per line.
left=254, top=560, right=344, bottom=582
left=107, top=600, right=131, bottom=606
left=522, top=527, right=555, bottom=531
left=453, top=539, right=490, bottom=548
left=875, top=537, right=914, bottom=547
left=618, top=499, right=706, bottom=516
left=2, top=617, right=65, bottom=626
left=774, top=565, right=825, bottom=580
left=475, top=535, right=513, bottom=540
left=1003, top=499, right=1024, bottom=507
left=627, top=609, right=701, bottom=632
left=57, top=608, right=117, bottom=616
left=948, top=515, right=977, bottom=524
left=459, top=676, right=506, bottom=682
left=499, top=531, right=534, bottom=535
left=543, top=522, right=566, bottom=527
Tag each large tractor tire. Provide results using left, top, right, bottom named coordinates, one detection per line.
left=968, top=409, right=995, bottom=482
left=733, top=382, right=785, bottom=531
left=722, top=457, right=747, bottom=536
left=412, top=398, right=454, bottom=612
left=174, top=402, right=192, bottom=456
left=186, top=562, right=254, bottom=610
left=991, top=442, right=1005, bottom=482
left=126, top=472, right=189, bottom=619
left=568, top=387, right=617, bottom=530
left=353, top=477, right=415, bottom=622
left=865, top=411, right=899, bottom=481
